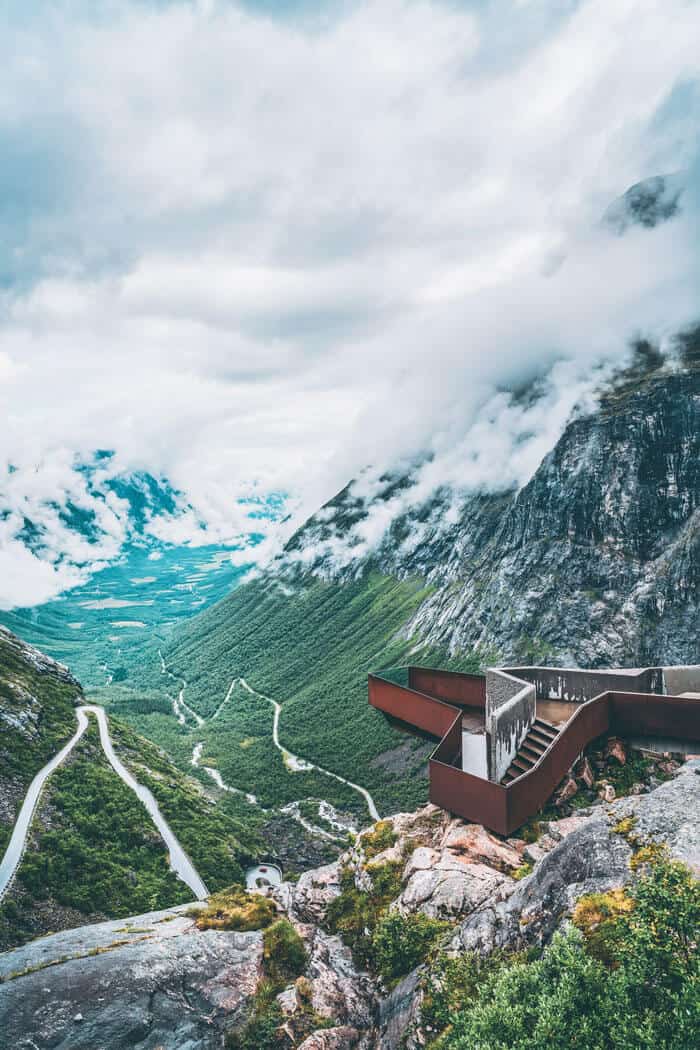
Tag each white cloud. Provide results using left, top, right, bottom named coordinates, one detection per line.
left=0, top=540, right=87, bottom=610
left=0, top=0, right=699, bottom=606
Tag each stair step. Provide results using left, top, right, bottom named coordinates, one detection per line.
left=528, top=729, right=556, bottom=749
left=521, top=742, right=546, bottom=762
left=502, top=720, right=562, bottom=784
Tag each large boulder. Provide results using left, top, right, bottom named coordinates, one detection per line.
left=286, top=861, right=342, bottom=923
left=0, top=905, right=263, bottom=1050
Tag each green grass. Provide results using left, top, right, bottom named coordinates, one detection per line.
left=191, top=885, right=277, bottom=932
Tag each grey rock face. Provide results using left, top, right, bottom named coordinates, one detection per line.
left=0, top=625, right=81, bottom=691
left=409, top=369, right=700, bottom=666
left=297, top=1027, right=361, bottom=1049
left=454, top=759, right=700, bottom=955
left=0, top=905, right=263, bottom=1050
left=304, top=926, right=376, bottom=1031
left=281, top=366, right=699, bottom=668
left=603, top=173, right=685, bottom=233
left=376, top=969, right=423, bottom=1050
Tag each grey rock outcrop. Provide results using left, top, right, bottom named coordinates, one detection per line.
left=0, top=905, right=263, bottom=1049
left=454, top=758, right=700, bottom=956
left=297, top=1027, right=362, bottom=1049
left=286, top=861, right=343, bottom=923
left=304, top=926, right=376, bottom=1031
left=1, top=761, right=697, bottom=1050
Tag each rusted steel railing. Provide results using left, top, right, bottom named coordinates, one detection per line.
left=408, top=667, right=486, bottom=708
left=368, top=675, right=460, bottom=740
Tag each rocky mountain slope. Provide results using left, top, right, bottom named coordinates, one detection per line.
left=280, top=347, right=699, bottom=667
left=2, top=747, right=696, bottom=1049
left=0, top=625, right=84, bottom=850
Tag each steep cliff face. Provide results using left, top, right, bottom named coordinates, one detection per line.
left=408, top=364, right=699, bottom=665
left=281, top=357, right=699, bottom=667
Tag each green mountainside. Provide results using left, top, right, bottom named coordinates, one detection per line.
left=0, top=628, right=262, bottom=950
left=107, top=573, right=481, bottom=819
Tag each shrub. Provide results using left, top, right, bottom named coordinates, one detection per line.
left=572, top=887, right=633, bottom=964
left=360, top=820, right=397, bottom=860
left=325, top=861, right=403, bottom=968
left=263, top=919, right=308, bottom=986
left=444, top=931, right=614, bottom=1049
left=226, top=980, right=287, bottom=1050
left=436, top=854, right=700, bottom=1050
left=192, top=886, right=277, bottom=932
left=420, top=952, right=505, bottom=1036
left=371, top=910, right=448, bottom=984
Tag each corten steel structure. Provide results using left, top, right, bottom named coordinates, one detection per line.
left=368, top=665, right=700, bottom=836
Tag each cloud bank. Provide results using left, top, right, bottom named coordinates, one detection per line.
left=0, top=0, right=699, bottom=606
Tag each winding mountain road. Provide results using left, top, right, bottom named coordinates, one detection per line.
left=0, top=706, right=208, bottom=903
left=238, top=678, right=380, bottom=821
left=158, top=653, right=381, bottom=822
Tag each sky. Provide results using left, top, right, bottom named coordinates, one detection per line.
left=0, top=0, right=699, bottom=607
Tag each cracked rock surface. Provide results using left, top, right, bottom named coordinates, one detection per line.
left=0, top=904, right=263, bottom=1050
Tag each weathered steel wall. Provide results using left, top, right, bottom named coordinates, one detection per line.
left=662, top=665, right=700, bottom=696
left=368, top=676, right=459, bottom=740
left=610, top=690, right=700, bottom=739
left=408, top=667, right=486, bottom=708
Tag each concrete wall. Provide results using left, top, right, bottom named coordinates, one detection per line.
left=486, top=670, right=536, bottom=783
left=501, top=665, right=663, bottom=703
left=662, top=665, right=700, bottom=696
left=461, top=728, right=488, bottom=778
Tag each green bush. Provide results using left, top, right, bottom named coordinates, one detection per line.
left=372, top=910, right=448, bottom=984
left=263, top=919, right=308, bottom=986
left=436, top=854, right=699, bottom=1050
left=361, top=820, right=397, bottom=860
left=325, top=861, right=403, bottom=969
left=420, top=952, right=505, bottom=1035
left=192, top=886, right=277, bottom=932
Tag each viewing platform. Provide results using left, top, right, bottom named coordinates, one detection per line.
left=369, top=663, right=700, bottom=836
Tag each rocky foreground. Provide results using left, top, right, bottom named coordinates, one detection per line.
left=1, top=757, right=698, bottom=1050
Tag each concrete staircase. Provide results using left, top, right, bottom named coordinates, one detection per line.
left=501, top=718, right=559, bottom=785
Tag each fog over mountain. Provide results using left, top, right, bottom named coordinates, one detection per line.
left=1, top=0, right=699, bottom=607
